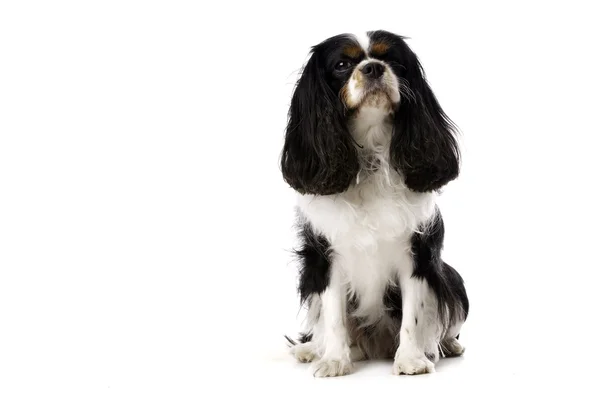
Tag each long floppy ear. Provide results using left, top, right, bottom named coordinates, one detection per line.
left=390, top=51, right=460, bottom=193
left=280, top=50, right=359, bottom=196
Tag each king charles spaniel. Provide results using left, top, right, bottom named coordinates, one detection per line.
left=281, top=30, right=469, bottom=377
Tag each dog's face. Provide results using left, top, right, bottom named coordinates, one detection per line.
left=317, top=32, right=427, bottom=151
left=317, top=33, right=402, bottom=114
left=281, top=31, right=460, bottom=196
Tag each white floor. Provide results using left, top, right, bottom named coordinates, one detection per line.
left=250, top=338, right=592, bottom=398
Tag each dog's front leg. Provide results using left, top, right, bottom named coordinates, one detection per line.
left=392, top=274, right=436, bottom=375
left=311, top=263, right=352, bottom=377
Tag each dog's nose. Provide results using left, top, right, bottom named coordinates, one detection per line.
left=361, top=62, right=384, bottom=79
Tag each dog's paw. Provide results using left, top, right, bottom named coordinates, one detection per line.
left=393, top=351, right=435, bottom=375
left=441, top=337, right=465, bottom=357
left=291, top=342, right=317, bottom=363
left=311, top=358, right=352, bottom=377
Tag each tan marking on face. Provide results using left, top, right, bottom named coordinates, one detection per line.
left=343, top=45, right=364, bottom=58
left=341, top=79, right=357, bottom=109
left=370, top=42, right=390, bottom=56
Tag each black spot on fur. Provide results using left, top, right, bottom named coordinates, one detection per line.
left=414, top=317, right=418, bottom=326
left=294, top=219, right=334, bottom=304
left=444, top=262, right=469, bottom=318
left=425, top=352, right=436, bottom=362
left=411, top=208, right=469, bottom=329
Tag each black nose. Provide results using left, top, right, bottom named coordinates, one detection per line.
left=361, top=62, right=384, bottom=79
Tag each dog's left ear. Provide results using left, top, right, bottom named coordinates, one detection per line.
left=280, top=49, right=359, bottom=196
left=390, top=50, right=460, bottom=193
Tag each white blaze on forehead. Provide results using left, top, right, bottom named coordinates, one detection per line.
left=354, top=32, right=371, bottom=54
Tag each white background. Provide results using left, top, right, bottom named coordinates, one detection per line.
left=1, top=1, right=599, bottom=398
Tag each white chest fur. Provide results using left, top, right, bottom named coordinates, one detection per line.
left=297, top=169, right=437, bottom=321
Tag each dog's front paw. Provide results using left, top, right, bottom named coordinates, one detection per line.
left=311, top=358, right=352, bottom=377
left=393, top=351, right=435, bottom=375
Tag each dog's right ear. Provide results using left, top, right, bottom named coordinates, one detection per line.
left=280, top=49, right=359, bottom=196
left=389, top=43, right=460, bottom=193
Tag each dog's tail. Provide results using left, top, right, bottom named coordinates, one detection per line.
left=284, top=333, right=312, bottom=347
left=284, top=335, right=297, bottom=347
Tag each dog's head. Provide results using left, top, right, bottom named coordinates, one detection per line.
left=281, top=30, right=460, bottom=195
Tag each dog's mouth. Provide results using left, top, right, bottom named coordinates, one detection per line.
left=353, top=85, right=397, bottom=111
left=365, top=85, right=394, bottom=100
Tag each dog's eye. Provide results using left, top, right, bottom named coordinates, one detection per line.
left=335, top=60, right=352, bottom=72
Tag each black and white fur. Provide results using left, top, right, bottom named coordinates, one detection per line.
left=281, top=31, right=469, bottom=377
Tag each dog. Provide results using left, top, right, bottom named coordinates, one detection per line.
left=280, top=30, right=469, bottom=377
